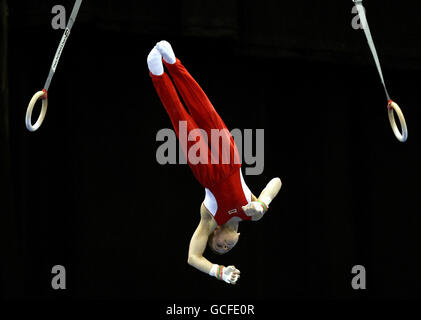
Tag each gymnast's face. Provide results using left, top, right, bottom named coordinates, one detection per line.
left=210, top=226, right=240, bottom=255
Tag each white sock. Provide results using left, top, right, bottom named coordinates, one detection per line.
left=156, top=40, right=176, bottom=64
left=147, top=46, right=164, bottom=76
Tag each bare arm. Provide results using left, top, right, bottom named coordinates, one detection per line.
left=187, top=212, right=215, bottom=274
left=258, top=177, right=282, bottom=204
left=187, top=204, right=241, bottom=284
left=243, top=177, right=282, bottom=220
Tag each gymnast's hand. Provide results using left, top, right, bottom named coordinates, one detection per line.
left=242, top=177, right=281, bottom=220
left=222, top=265, right=241, bottom=285
left=242, top=201, right=265, bottom=217
left=209, top=264, right=241, bottom=285
left=224, top=266, right=241, bottom=285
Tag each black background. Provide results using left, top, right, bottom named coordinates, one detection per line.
left=1, top=0, right=420, bottom=304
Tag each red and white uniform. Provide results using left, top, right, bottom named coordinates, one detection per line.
left=151, top=59, right=252, bottom=225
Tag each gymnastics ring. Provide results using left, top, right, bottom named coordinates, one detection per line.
left=25, top=89, right=48, bottom=132
left=387, top=100, right=408, bottom=142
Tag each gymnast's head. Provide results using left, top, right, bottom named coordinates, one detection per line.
left=208, top=225, right=240, bottom=255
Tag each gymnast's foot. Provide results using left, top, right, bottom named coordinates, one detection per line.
left=156, top=40, right=176, bottom=65
left=147, top=46, right=164, bottom=76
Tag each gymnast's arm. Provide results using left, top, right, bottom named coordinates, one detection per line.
left=187, top=205, right=240, bottom=284
left=187, top=209, right=215, bottom=274
left=243, top=177, right=282, bottom=221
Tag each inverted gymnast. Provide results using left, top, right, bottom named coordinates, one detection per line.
left=147, top=41, right=282, bottom=285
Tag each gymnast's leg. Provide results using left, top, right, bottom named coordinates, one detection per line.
left=156, top=41, right=228, bottom=136
left=156, top=41, right=239, bottom=167
left=147, top=46, right=211, bottom=183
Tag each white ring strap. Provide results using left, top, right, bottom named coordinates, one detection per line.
left=354, top=0, right=408, bottom=142
left=25, top=0, right=83, bottom=132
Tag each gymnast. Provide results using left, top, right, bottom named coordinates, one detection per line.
left=147, top=41, right=282, bottom=285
